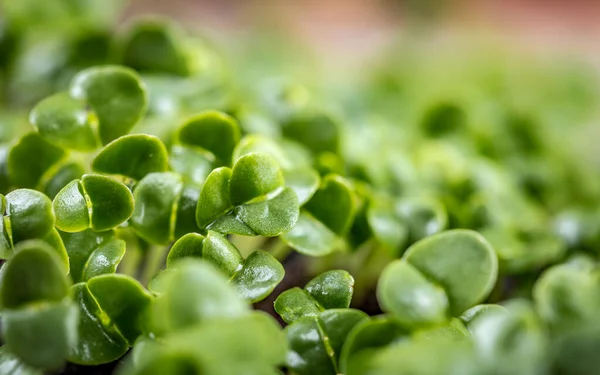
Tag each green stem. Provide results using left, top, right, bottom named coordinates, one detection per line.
left=140, top=245, right=168, bottom=286
left=268, top=238, right=293, bottom=262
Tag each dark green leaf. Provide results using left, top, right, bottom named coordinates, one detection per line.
left=82, top=174, right=134, bottom=231
left=305, top=270, right=354, bottom=310
left=274, top=288, right=322, bottom=324
left=5, top=189, right=55, bottom=243
left=70, top=65, right=147, bottom=145
left=7, top=133, right=66, bottom=189
left=229, top=153, right=284, bottom=205
left=231, top=250, right=284, bottom=303
left=92, top=134, right=169, bottom=181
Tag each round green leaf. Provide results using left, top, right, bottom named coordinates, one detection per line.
left=7, top=132, right=66, bottom=189
left=68, top=283, right=129, bottom=365
left=177, top=111, right=241, bottom=166
left=377, top=260, right=449, bottom=328
left=2, top=299, right=78, bottom=370
left=231, top=250, right=284, bottom=303
left=82, top=174, right=134, bottom=231
left=53, top=180, right=90, bottom=232
left=305, top=270, right=354, bottom=310
left=0, top=240, right=69, bottom=309
left=29, top=92, right=98, bottom=151
left=283, top=167, right=320, bottom=205
left=201, top=231, right=243, bottom=276
left=234, top=187, right=299, bottom=236
left=339, top=315, right=408, bottom=374
left=173, top=185, right=200, bottom=239
left=166, top=232, right=205, bottom=268
left=403, top=229, right=498, bottom=315
left=170, top=144, right=213, bottom=186
left=92, top=134, right=169, bottom=181
left=87, top=274, right=153, bottom=344
left=195, top=167, right=232, bottom=230
left=395, top=197, right=447, bottom=244
left=149, top=259, right=250, bottom=335
left=131, top=172, right=182, bottom=244
left=5, top=189, right=55, bottom=243
left=229, top=153, right=284, bottom=205
left=282, top=112, right=340, bottom=154
left=303, top=174, right=356, bottom=236
left=281, top=211, right=338, bottom=256
left=70, top=65, right=147, bottom=145
left=121, top=18, right=193, bottom=76
left=274, top=288, right=322, bottom=324
left=43, top=161, right=85, bottom=199
left=60, top=229, right=125, bottom=283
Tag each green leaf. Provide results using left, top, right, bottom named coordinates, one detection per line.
left=120, top=17, right=194, bottom=76
left=377, top=260, right=449, bottom=328
left=149, top=259, right=250, bottom=335
left=4, top=189, right=55, bottom=243
left=7, top=133, right=66, bottom=189
left=0, top=347, right=44, bottom=375
left=177, top=111, right=241, bottom=166
left=229, top=153, right=284, bottom=205
left=403, top=229, right=498, bottom=315
left=70, top=65, right=148, bottom=145
left=173, top=185, right=200, bottom=239
left=283, top=167, right=320, bottom=205
left=282, top=174, right=355, bottom=256
left=282, top=112, right=340, bottom=154
left=2, top=299, right=78, bottom=370
left=68, top=283, right=129, bottom=365
left=275, top=288, right=322, bottom=324
left=29, top=92, right=98, bottom=151
left=87, top=274, right=153, bottom=344
left=285, top=309, right=367, bottom=375
left=305, top=270, right=354, bottom=310
left=92, top=134, right=169, bottom=181
left=281, top=211, right=338, bottom=256
left=131, top=172, right=183, bottom=244
left=231, top=250, right=285, bottom=302
left=168, top=232, right=284, bottom=303
left=166, top=232, right=205, bottom=268
left=366, top=198, right=407, bottom=253
left=275, top=270, right=354, bottom=324
left=196, top=154, right=299, bottom=237
left=60, top=229, right=126, bottom=283
left=459, top=304, right=510, bottom=333
left=169, top=144, right=213, bottom=186
left=43, top=161, right=85, bottom=199
left=395, top=197, right=447, bottom=244
left=338, top=315, right=408, bottom=374
left=0, top=240, right=69, bottom=309
left=195, top=167, right=232, bottom=229
left=53, top=174, right=134, bottom=232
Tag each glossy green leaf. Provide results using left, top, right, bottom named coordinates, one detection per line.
left=87, top=274, right=153, bottom=344
left=231, top=250, right=285, bottom=302
left=43, top=161, right=85, bottom=199
left=377, top=260, right=449, bottom=328
left=177, top=111, right=241, bottom=166
left=53, top=174, right=134, bottom=232
left=5, top=189, right=55, bottom=243
left=283, top=167, right=320, bottom=205
left=339, top=315, right=408, bottom=374
left=196, top=154, right=299, bottom=237
left=0, top=347, right=44, bottom=375
left=275, top=288, right=322, bottom=324
left=366, top=199, right=407, bottom=252
left=169, top=232, right=284, bottom=302
left=282, top=174, right=354, bottom=256
left=131, top=172, right=182, bottom=244
left=229, top=153, right=284, bottom=205
left=0, top=214, right=12, bottom=259
left=149, top=259, right=250, bottom=335
left=7, top=132, right=66, bottom=189
left=0, top=240, right=69, bottom=309
left=92, top=134, right=169, bottom=181
left=2, top=299, right=78, bottom=370
left=195, top=167, right=232, bottom=229
left=459, top=304, right=510, bottom=333
left=166, top=232, right=205, bottom=268
left=403, top=229, right=498, bottom=315
left=60, top=229, right=125, bottom=283
left=305, top=270, right=354, bottom=310
left=68, top=283, right=129, bottom=365
left=70, top=65, right=147, bottom=145
left=29, top=92, right=98, bottom=151
left=169, top=144, right=213, bottom=186
left=285, top=309, right=368, bottom=375
left=173, top=185, right=200, bottom=239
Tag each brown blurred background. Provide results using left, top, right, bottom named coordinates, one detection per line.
left=123, top=0, right=600, bottom=65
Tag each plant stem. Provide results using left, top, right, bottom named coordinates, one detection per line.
left=140, top=245, right=168, bottom=286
